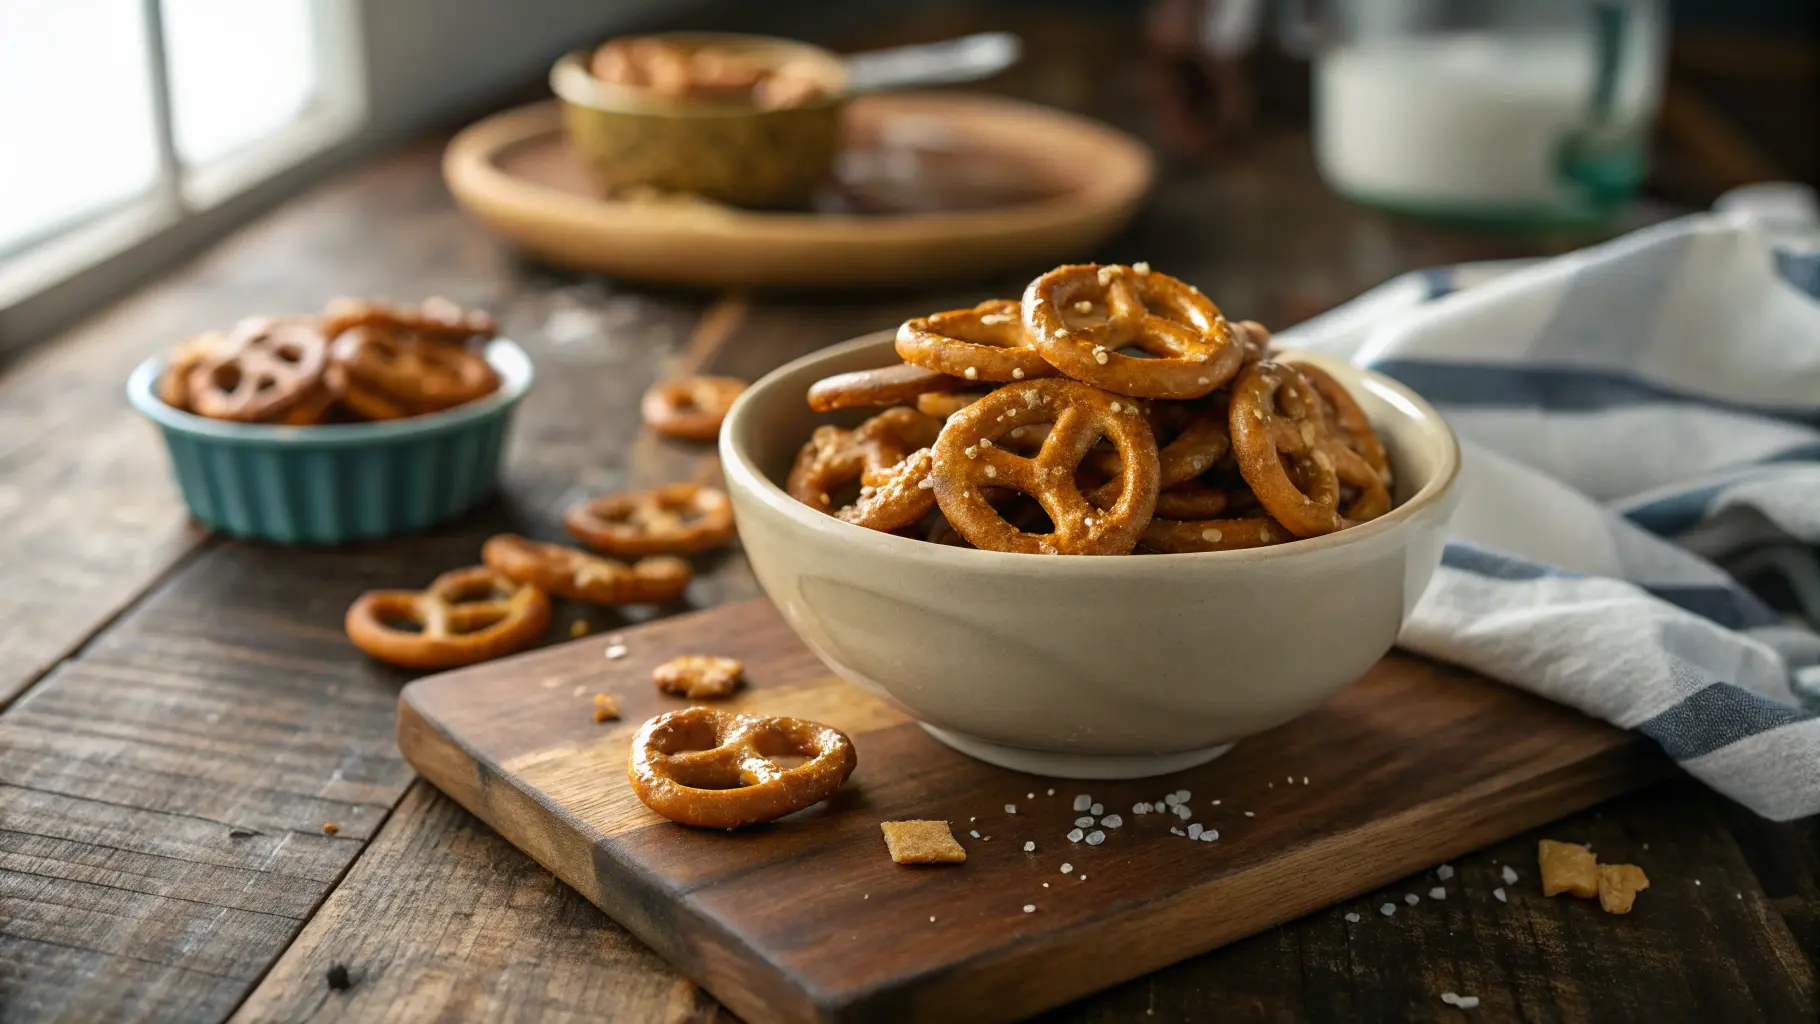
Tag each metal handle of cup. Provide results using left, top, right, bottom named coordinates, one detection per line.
left=841, top=32, right=1022, bottom=94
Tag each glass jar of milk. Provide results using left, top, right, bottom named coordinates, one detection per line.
left=1290, top=0, right=1666, bottom=227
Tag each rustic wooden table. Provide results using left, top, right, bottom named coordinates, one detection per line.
left=2, top=12, right=1815, bottom=1023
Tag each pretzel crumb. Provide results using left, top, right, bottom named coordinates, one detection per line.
left=592, top=692, right=620, bottom=721
left=881, top=820, right=966, bottom=864
left=653, top=655, right=743, bottom=700
left=1538, top=840, right=1598, bottom=898
left=322, top=823, right=340, bottom=835
left=570, top=620, right=590, bottom=638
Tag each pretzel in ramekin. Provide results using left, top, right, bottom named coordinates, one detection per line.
left=628, top=707, right=857, bottom=828
left=187, top=317, right=329, bottom=422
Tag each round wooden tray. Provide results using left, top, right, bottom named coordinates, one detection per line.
left=442, top=94, right=1154, bottom=289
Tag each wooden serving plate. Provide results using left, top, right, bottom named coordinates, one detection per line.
left=399, top=599, right=1671, bottom=1023
left=441, top=94, right=1154, bottom=288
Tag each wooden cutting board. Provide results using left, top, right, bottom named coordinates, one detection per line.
left=398, top=598, right=1669, bottom=1023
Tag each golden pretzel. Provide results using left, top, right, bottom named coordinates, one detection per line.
left=642, top=375, right=748, bottom=441
left=1022, top=264, right=1242, bottom=399
left=345, top=567, right=551, bottom=669
left=930, top=379, right=1159, bottom=555
left=187, top=317, right=329, bottom=422
left=1229, top=361, right=1390, bottom=537
left=481, top=534, right=690, bottom=605
left=628, top=707, right=857, bottom=829
left=807, top=363, right=962, bottom=412
left=564, top=483, right=736, bottom=556
left=896, top=299, right=1057, bottom=384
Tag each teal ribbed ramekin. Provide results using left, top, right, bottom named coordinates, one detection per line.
left=126, top=340, right=533, bottom=545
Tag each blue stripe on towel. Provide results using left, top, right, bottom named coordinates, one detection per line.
left=1442, top=543, right=1780, bottom=629
left=1775, top=249, right=1820, bottom=301
left=1369, top=359, right=1820, bottom=427
left=1635, top=681, right=1811, bottom=761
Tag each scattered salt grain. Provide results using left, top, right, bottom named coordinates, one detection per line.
left=1694, top=879, right=1701, bottom=886
left=1441, top=993, right=1459, bottom=1006
left=1437, top=864, right=1455, bottom=881
left=1493, top=887, right=1507, bottom=903
left=1344, top=912, right=1360, bottom=923
left=1287, top=776, right=1294, bottom=784
left=1500, top=865, right=1519, bottom=886
left=969, top=830, right=981, bottom=839
left=1175, top=805, right=1192, bottom=820
left=1187, top=823, right=1203, bottom=839
left=1133, top=802, right=1151, bottom=814
left=605, top=644, right=628, bottom=660
left=1170, top=827, right=1185, bottom=836
left=1047, top=788, right=1055, bottom=796
left=1027, top=792, right=1035, bottom=800
left=1405, top=893, right=1420, bottom=906
left=1023, top=904, right=1036, bottom=913
left=1067, top=828, right=1084, bottom=843
left=1380, top=903, right=1397, bottom=917
left=1089, top=803, right=1104, bottom=816
left=1429, top=887, right=1447, bottom=900
left=1085, top=830, right=1106, bottom=846
left=1073, top=794, right=1092, bottom=811
left=930, top=916, right=937, bottom=922
left=1164, top=793, right=1182, bottom=806
left=1101, top=814, right=1123, bottom=828
left=1457, top=996, right=1480, bottom=1010
left=1243, top=811, right=1255, bottom=818
left=1174, top=790, right=1190, bottom=801
left=1006, top=804, right=1018, bottom=814
left=1200, top=829, right=1218, bottom=841
left=1075, top=816, right=1095, bottom=828
left=1060, top=863, right=1073, bottom=874
left=571, top=685, right=587, bottom=697
left=1302, top=776, right=1309, bottom=785
left=1023, top=841, right=1035, bottom=852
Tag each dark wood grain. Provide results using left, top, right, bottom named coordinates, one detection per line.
left=395, top=598, right=1680, bottom=1024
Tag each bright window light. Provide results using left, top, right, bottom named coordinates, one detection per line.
left=162, top=0, right=321, bottom=167
left=0, top=1, right=160, bottom=255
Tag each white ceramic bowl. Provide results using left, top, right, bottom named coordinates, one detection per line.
left=720, top=332, right=1461, bottom=778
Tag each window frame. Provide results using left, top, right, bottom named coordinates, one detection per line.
left=0, top=0, right=367, bottom=358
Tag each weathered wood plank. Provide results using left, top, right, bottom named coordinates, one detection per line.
left=228, top=780, right=729, bottom=1024
left=0, top=138, right=716, bottom=1020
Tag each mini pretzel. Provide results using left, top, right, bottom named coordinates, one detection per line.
left=1084, top=396, right=1230, bottom=507
left=482, top=533, right=690, bottom=605
left=1294, top=362, right=1391, bottom=486
left=328, top=326, right=500, bottom=414
left=642, top=376, right=747, bottom=441
left=564, top=483, right=735, bottom=556
left=807, top=363, right=962, bottom=412
left=896, top=299, right=1057, bottom=384
left=839, top=448, right=936, bottom=531
left=1022, top=264, right=1242, bottom=400
left=786, top=408, right=941, bottom=512
left=345, top=567, right=552, bottom=669
left=1229, top=361, right=1390, bottom=537
left=187, top=318, right=328, bottom=422
left=157, top=332, right=226, bottom=412
left=916, top=391, right=985, bottom=418
left=931, top=379, right=1159, bottom=555
left=1152, top=478, right=1234, bottom=519
left=628, top=707, right=857, bottom=829
left=854, top=407, right=941, bottom=486
left=322, top=296, right=496, bottom=346
left=1234, top=319, right=1272, bottom=365
left=1142, top=514, right=1290, bottom=553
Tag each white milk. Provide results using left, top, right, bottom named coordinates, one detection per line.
left=1315, top=33, right=1654, bottom=209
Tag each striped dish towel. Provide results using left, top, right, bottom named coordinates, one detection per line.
left=1279, top=196, right=1820, bottom=821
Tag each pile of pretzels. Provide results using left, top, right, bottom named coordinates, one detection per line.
left=788, top=263, right=1393, bottom=555
left=156, top=297, right=500, bottom=425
